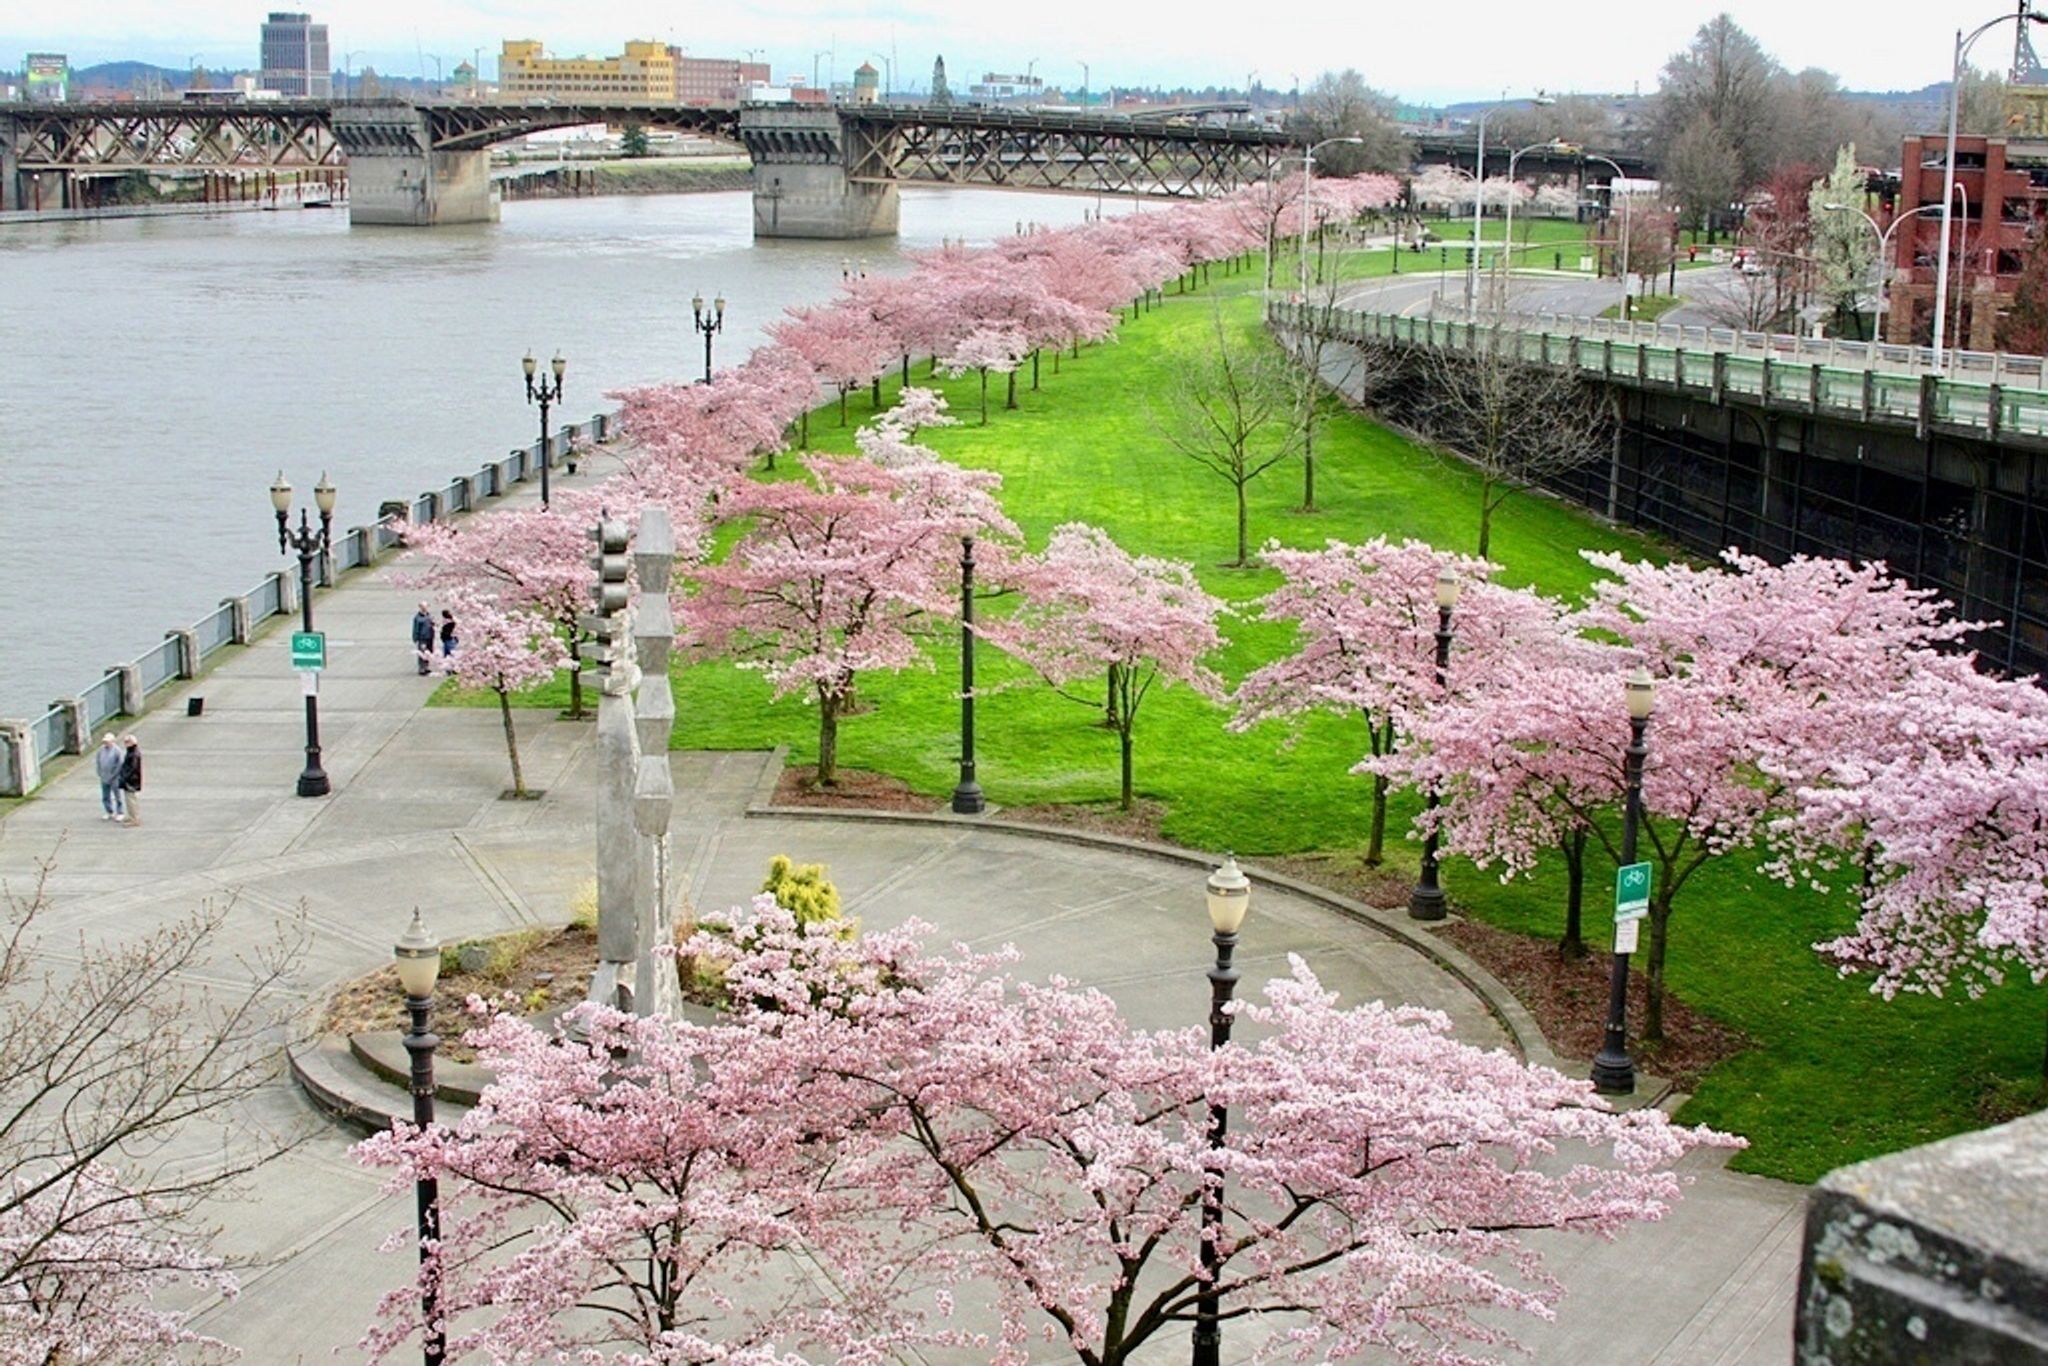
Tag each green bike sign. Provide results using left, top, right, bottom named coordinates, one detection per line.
left=1614, top=862, right=1652, bottom=922
left=290, top=631, right=326, bottom=672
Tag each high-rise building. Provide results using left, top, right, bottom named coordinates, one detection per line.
left=259, top=12, right=330, bottom=97
left=498, top=40, right=676, bottom=102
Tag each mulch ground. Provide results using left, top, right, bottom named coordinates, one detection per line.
left=998, top=798, right=1171, bottom=843
left=322, top=924, right=598, bottom=1061
left=1436, top=917, right=1753, bottom=1088
left=774, top=766, right=943, bottom=813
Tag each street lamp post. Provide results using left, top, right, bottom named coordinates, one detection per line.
left=1300, top=136, right=1364, bottom=295
left=1937, top=10, right=2048, bottom=371
left=1407, top=568, right=1460, bottom=921
left=394, top=910, right=445, bottom=1366
left=1466, top=95, right=1553, bottom=317
left=270, top=471, right=336, bottom=798
left=1590, top=667, right=1656, bottom=1096
left=692, top=292, right=726, bottom=385
left=522, top=352, right=566, bottom=510
left=1192, top=855, right=1249, bottom=1366
left=1582, top=154, right=1633, bottom=320
left=1822, top=201, right=1949, bottom=344
left=951, top=535, right=985, bottom=814
left=1496, top=140, right=1570, bottom=306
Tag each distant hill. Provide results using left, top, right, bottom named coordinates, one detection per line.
left=64, top=60, right=442, bottom=97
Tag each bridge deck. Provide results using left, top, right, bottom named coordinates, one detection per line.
left=1280, top=302, right=2048, bottom=448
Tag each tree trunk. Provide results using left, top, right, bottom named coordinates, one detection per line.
left=1118, top=722, right=1135, bottom=811
left=872, top=375, right=882, bottom=408
left=1558, top=826, right=1588, bottom=959
left=1364, top=714, right=1393, bottom=865
left=1105, top=663, right=1121, bottom=729
left=800, top=408, right=809, bottom=447
left=1476, top=483, right=1495, bottom=559
left=1032, top=349, right=1040, bottom=390
left=817, top=690, right=843, bottom=786
left=902, top=354, right=910, bottom=387
left=1005, top=368, right=1017, bottom=409
left=979, top=369, right=990, bottom=424
left=1644, top=898, right=1672, bottom=1042
left=839, top=385, right=849, bottom=426
left=497, top=688, right=526, bottom=797
left=1301, top=416, right=1316, bottom=512
left=567, top=652, right=585, bottom=720
left=1233, top=481, right=1249, bottom=566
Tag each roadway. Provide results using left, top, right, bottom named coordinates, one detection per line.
left=1332, top=261, right=1740, bottom=328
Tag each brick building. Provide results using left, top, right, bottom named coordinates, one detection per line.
left=671, top=54, right=770, bottom=105
left=1887, top=130, right=2048, bottom=349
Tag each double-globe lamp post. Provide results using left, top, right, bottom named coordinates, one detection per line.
left=1590, top=666, right=1656, bottom=1096
left=393, top=909, right=446, bottom=1366
left=692, top=292, right=726, bottom=385
left=270, top=471, right=336, bottom=798
left=522, top=352, right=566, bottom=511
left=1407, top=568, right=1461, bottom=920
left=1192, top=855, right=1250, bottom=1366
left=1821, top=201, right=1949, bottom=345
left=1465, top=94, right=1553, bottom=318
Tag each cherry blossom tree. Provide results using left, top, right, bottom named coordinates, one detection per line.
left=355, top=992, right=923, bottom=1365
left=1232, top=538, right=1564, bottom=867
left=1383, top=550, right=1987, bottom=1042
left=434, top=595, right=570, bottom=799
left=702, top=899, right=1735, bottom=1363
left=769, top=302, right=896, bottom=427
left=365, top=896, right=1734, bottom=1364
left=942, top=324, right=1027, bottom=426
left=685, top=454, right=1016, bottom=786
left=987, top=523, right=1227, bottom=810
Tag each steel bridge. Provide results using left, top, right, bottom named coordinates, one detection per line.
left=0, top=97, right=1299, bottom=229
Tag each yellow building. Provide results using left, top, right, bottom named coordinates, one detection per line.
left=498, top=40, right=676, bottom=102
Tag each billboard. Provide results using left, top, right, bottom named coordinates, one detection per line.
left=24, top=53, right=67, bottom=102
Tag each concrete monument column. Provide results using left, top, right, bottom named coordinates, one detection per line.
left=628, top=508, right=679, bottom=1020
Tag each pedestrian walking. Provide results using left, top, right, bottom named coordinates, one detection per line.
left=118, top=734, right=143, bottom=827
left=93, top=733, right=126, bottom=820
left=439, top=610, right=458, bottom=658
left=411, top=603, right=436, bottom=674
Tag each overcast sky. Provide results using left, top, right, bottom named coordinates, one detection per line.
left=1, top=2, right=2011, bottom=101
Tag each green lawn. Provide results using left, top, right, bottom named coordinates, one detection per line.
left=449, top=263, right=2048, bottom=1184
left=1601, top=293, right=1687, bottom=323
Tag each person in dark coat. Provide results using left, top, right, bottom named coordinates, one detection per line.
left=439, top=610, right=458, bottom=657
left=118, top=734, right=143, bottom=827
left=411, top=604, right=436, bottom=674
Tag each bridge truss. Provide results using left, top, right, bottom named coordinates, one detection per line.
left=840, top=108, right=1296, bottom=197
left=3, top=101, right=343, bottom=172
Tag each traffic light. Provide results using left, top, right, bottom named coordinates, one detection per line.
left=589, top=518, right=629, bottom=615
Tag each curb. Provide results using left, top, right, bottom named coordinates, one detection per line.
left=741, top=747, right=1562, bottom=1073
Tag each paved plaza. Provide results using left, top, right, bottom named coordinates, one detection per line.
left=0, top=508, right=1802, bottom=1363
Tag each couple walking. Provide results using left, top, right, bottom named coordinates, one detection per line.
left=411, top=604, right=458, bottom=674
left=93, top=734, right=144, bottom=826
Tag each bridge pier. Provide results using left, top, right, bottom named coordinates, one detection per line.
left=332, top=105, right=497, bottom=227
left=740, top=107, right=898, bottom=241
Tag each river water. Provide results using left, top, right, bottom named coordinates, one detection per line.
left=0, top=187, right=1129, bottom=716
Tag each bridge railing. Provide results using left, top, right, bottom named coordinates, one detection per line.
left=1277, top=303, right=2048, bottom=445
left=1509, top=307, right=2042, bottom=386
left=0, top=408, right=619, bottom=797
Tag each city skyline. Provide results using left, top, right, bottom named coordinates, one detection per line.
left=0, top=1, right=2009, bottom=102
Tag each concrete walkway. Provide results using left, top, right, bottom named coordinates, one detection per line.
left=0, top=481, right=1801, bottom=1362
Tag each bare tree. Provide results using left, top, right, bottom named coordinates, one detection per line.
left=1411, top=329, right=1613, bottom=558
left=1691, top=266, right=1782, bottom=331
left=1665, top=119, right=1745, bottom=241
left=1656, top=15, right=1782, bottom=190
left=1292, top=70, right=1411, bottom=175
left=0, top=858, right=306, bottom=1361
left=1156, top=308, right=1303, bottom=565
left=1277, top=275, right=1394, bottom=514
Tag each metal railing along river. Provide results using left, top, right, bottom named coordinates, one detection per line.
left=0, top=415, right=614, bottom=797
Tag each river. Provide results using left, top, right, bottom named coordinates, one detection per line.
left=0, top=187, right=1131, bottom=716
